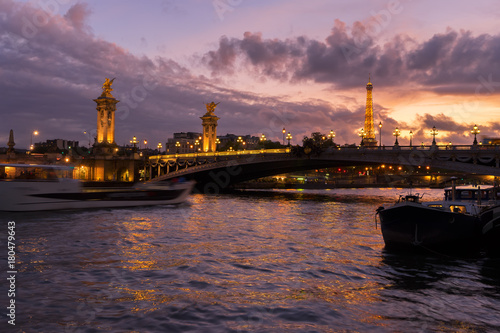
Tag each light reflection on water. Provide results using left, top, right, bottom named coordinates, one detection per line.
left=2, top=188, right=500, bottom=332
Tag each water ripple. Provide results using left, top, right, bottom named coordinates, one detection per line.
left=2, top=188, right=499, bottom=332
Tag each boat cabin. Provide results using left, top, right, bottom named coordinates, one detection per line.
left=397, top=194, right=422, bottom=203
left=444, top=185, right=496, bottom=201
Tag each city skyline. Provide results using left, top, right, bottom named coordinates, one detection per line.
left=1, top=0, right=500, bottom=149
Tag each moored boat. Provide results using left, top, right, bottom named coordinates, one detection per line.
left=479, top=205, right=500, bottom=256
left=376, top=182, right=499, bottom=254
left=0, top=164, right=195, bottom=212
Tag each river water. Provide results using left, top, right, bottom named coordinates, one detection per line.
left=1, top=188, right=500, bottom=332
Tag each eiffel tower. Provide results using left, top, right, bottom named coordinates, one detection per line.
left=363, top=75, right=377, bottom=147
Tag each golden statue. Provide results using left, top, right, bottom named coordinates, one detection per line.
left=101, top=78, right=115, bottom=97
left=204, top=101, right=219, bottom=115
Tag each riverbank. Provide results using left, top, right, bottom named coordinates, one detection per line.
left=231, top=181, right=432, bottom=190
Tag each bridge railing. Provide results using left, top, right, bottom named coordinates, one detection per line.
left=149, top=148, right=291, bottom=160
left=350, top=145, right=500, bottom=151
left=148, top=145, right=499, bottom=161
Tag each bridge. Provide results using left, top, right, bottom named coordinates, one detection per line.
left=143, top=145, right=500, bottom=193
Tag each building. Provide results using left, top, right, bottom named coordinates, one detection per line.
left=165, top=132, right=203, bottom=154
left=217, top=134, right=260, bottom=150
left=33, top=139, right=80, bottom=152
left=482, top=138, right=500, bottom=145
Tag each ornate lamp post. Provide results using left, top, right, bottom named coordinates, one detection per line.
left=286, top=132, right=292, bottom=146
left=157, top=142, right=162, bottom=154
left=378, top=122, right=382, bottom=147
left=237, top=136, right=243, bottom=150
left=175, top=141, right=180, bottom=153
left=215, top=138, right=220, bottom=151
left=260, top=134, right=266, bottom=142
left=393, top=128, right=400, bottom=146
left=144, top=139, right=148, bottom=149
left=130, top=136, right=138, bottom=152
left=471, top=124, right=480, bottom=145
left=328, top=130, right=335, bottom=142
left=409, top=130, right=413, bottom=147
left=430, top=126, right=438, bottom=145
left=282, top=127, right=286, bottom=145
left=358, top=128, right=366, bottom=146
left=194, top=139, right=200, bottom=153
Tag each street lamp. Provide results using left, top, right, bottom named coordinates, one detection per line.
left=409, top=130, right=413, bottom=147
left=260, top=134, right=266, bottom=141
left=358, top=128, right=366, bottom=146
left=286, top=132, right=292, bottom=146
left=378, top=122, right=382, bottom=147
left=282, top=127, right=286, bottom=145
left=30, top=130, right=39, bottom=152
left=215, top=138, right=220, bottom=151
left=144, top=139, right=148, bottom=149
left=130, top=136, right=138, bottom=152
left=471, top=124, right=480, bottom=145
left=175, top=141, right=180, bottom=153
left=328, top=130, right=335, bottom=141
left=237, top=136, right=243, bottom=150
left=157, top=142, right=162, bottom=154
left=83, top=131, right=92, bottom=147
left=194, top=139, right=200, bottom=152
left=430, top=126, right=438, bottom=145
left=393, top=127, right=400, bottom=146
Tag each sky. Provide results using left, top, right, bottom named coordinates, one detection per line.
left=1, top=0, right=500, bottom=149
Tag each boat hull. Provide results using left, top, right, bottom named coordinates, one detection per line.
left=480, top=206, right=500, bottom=256
left=378, top=202, right=483, bottom=253
left=0, top=180, right=195, bottom=212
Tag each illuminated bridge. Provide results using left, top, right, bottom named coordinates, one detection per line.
left=144, top=145, right=500, bottom=192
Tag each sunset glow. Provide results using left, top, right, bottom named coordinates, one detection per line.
left=2, top=0, right=500, bottom=148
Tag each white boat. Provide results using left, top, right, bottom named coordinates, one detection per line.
left=0, top=164, right=195, bottom=212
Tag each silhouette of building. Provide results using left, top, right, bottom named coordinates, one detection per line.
left=165, top=132, right=202, bottom=154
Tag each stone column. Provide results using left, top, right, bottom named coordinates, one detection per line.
left=200, top=102, right=220, bottom=152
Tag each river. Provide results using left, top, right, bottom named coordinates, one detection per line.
left=1, top=188, right=499, bottom=332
